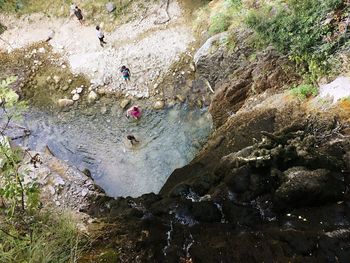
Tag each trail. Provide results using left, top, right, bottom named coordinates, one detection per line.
left=0, top=0, right=194, bottom=98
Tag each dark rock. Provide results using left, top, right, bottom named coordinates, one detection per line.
left=274, top=167, right=345, bottom=211
left=190, top=201, right=222, bottom=222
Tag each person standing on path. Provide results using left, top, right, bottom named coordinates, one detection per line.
left=120, top=65, right=130, bottom=82
left=96, top=26, right=107, bottom=47
left=74, top=6, right=84, bottom=25
left=70, top=3, right=76, bottom=17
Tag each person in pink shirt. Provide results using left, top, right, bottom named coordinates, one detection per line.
left=126, top=106, right=142, bottom=119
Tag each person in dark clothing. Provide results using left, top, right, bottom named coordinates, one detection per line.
left=74, top=6, right=83, bottom=25
left=127, top=135, right=139, bottom=145
left=120, top=65, right=131, bottom=82
left=96, top=26, right=107, bottom=47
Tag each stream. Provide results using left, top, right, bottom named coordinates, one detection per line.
left=15, top=102, right=212, bottom=197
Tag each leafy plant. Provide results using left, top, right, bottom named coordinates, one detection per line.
left=290, top=84, right=318, bottom=100
left=0, top=77, right=86, bottom=261
left=245, top=0, right=348, bottom=80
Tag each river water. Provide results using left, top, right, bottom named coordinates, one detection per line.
left=16, top=102, right=212, bottom=197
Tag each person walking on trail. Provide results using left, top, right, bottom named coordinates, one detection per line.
left=70, top=3, right=76, bottom=17
left=127, top=135, right=139, bottom=146
left=120, top=65, right=130, bottom=82
left=126, top=106, right=142, bottom=119
left=45, top=29, right=55, bottom=42
left=74, top=6, right=84, bottom=25
left=96, top=26, right=107, bottom=47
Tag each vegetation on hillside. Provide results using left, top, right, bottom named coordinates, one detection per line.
left=196, top=0, right=350, bottom=83
left=0, top=76, right=85, bottom=262
left=0, top=0, right=154, bottom=31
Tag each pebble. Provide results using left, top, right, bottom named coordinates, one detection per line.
left=153, top=100, right=165, bottom=110
left=72, top=94, right=80, bottom=101
left=53, top=75, right=61, bottom=84
left=76, top=87, right=83, bottom=94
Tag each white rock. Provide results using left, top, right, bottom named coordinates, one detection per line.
left=72, top=94, right=80, bottom=101
left=153, top=100, right=165, bottom=110
left=71, top=89, right=77, bottom=94
left=38, top=47, right=45, bottom=53
left=76, top=87, right=83, bottom=94
left=88, top=91, right=98, bottom=103
left=53, top=75, right=61, bottom=84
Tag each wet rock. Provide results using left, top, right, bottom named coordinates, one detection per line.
left=106, top=2, right=116, bottom=12
left=153, top=100, right=165, bottom=110
left=274, top=167, right=345, bottom=211
left=57, top=98, right=74, bottom=108
left=190, top=201, right=222, bottom=222
left=88, top=91, right=98, bottom=104
left=120, top=98, right=130, bottom=109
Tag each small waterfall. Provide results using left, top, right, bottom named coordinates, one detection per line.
left=183, top=233, right=194, bottom=259
left=214, top=202, right=227, bottom=223
left=163, top=220, right=173, bottom=256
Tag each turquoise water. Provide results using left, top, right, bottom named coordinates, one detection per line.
left=17, top=103, right=212, bottom=197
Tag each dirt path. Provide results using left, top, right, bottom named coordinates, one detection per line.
left=0, top=0, right=194, bottom=98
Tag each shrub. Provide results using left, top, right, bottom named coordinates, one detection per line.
left=245, top=0, right=348, bottom=80
left=290, top=84, right=318, bottom=100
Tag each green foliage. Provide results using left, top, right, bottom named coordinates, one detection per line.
left=0, top=77, right=86, bottom=261
left=245, top=0, right=348, bottom=80
left=0, top=76, right=36, bottom=216
left=209, top=12, right=232, bottom=35
left=290, top=84, right=318, bottom=100
left=208, top=0, right=242, bottom=35
left=0, top=211, right=85, bottom=263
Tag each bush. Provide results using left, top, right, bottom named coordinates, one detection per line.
left=208, top=0, right=242, bottom=35
left=245, top=0, right=348, bottom=80
left=290, top=84, right=318, bottom=100
left=0, top=211, right=85, bottom=263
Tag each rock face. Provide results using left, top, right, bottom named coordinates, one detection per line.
left=209, top=48, right=298, bottom=127
left=274, top=167, right=345, bottom=210
left=193, top=31, right=299, bottom=128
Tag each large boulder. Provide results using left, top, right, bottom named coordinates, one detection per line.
left=274, top=167, right=345, bottom=211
